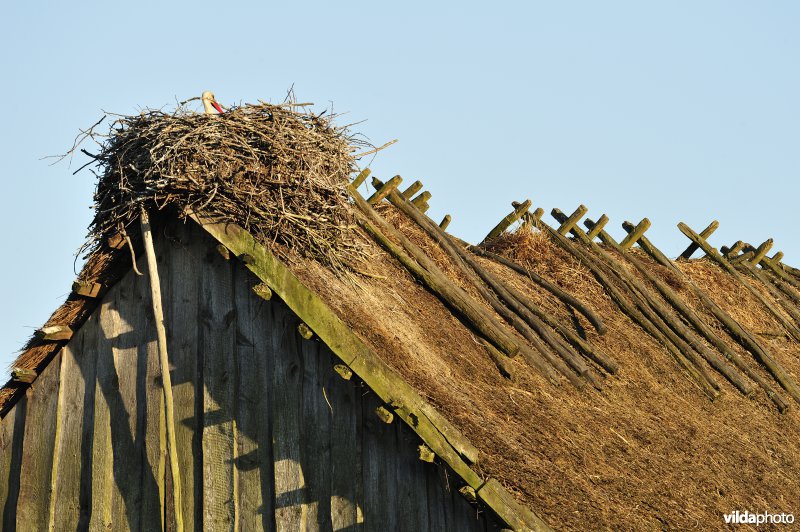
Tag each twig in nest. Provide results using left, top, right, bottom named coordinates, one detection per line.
left=352, top=139, right=398, bottom=158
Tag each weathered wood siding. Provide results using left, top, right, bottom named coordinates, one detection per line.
left=0, top=222, right=500, bottom=531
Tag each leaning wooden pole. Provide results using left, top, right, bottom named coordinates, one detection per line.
left=140, top=207, right=185, bottom=532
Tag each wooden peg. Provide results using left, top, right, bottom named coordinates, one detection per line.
left=555, top=205, right=588, bottom=236
left=731, top=251, right=755, bottom=264
left=410, top=191, right=432, bottom=210
left=368, top=175, right=403, bottom=205
left=678, top=220, right=719, bottom=259
left=72, top=280, right=102, bottom=298
left=333, top=364, right=353, bottom=380
left=375, top=405, right=394, bottom=424
left=619, top=218, right=651, bottom=250
left=439, top=215, right=452, bottom=230
left=586, top=214, right=609, bottom=240
left=351, top=168, right=371, bottom=188
left=11, top=367, right=37, bottom=384
left=482, top=200, right=532, bottom=243
left=459, top=485, right=477, bottom=503
left=770, top=251, right=784, bottom=264
left=239, top=253, right=255, bottom=265
left=723, top=241, right=745, bottom=259
left=107, top=233, right=126, bottom=250
left=418, top=202, right=431, bottom=214
left=297, top=322, right=314, bottom=340
left=35, top=325, right=73, bottom=341
left=216, top=244, right=231, bottom=260
left=252, top=283, right=273, bottom=300
left=401, top=180, right=423, bottom=199
left=418, top=444, right=435, bottom=463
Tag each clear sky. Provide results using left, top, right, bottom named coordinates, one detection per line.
left=2, top=1, right=799, bottom=374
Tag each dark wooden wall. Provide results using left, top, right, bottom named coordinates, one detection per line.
left=0, top=221, right=500, bottom=531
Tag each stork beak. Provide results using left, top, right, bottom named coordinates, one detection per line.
left=212, top=100, right=224, bottom=114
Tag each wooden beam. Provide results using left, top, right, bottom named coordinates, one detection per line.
left=723, top=241, right=745, bottom=259
left=586, top=214, right=609, bottom=240
left=438, top=215, right=451, bottom=231
left=678, top=220, right=719, bottom=259
left=482, top=200, right=531, bottom=243
left=71, top=280, right=101, bottom=298
left=351, top=168, right=371, bottom=188
left=35, top=325, right=73, bottom=342
left=400, top=180, right=423, bottom=199
left=555, top=205, right=588, bottom=236
left=749, top=239, right=774, bottom=266
left=368, top=175, right=403, bottom=205
left=619, top=218, right=651, bottom=250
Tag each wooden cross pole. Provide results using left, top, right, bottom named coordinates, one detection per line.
left=139, top=207, right=185, bottom=532
left=749, top=239, right=774, bottom=267
left=678, top=220, right=719, bottom=259
left=368, top=175, right=403, bottom=204
left=586, top=214, right=609, bottom=240
left=555, top=205, right=588, bottom=236
left=401, top=180, right=424, bottom=199
left=619, top=218, right=651, bottom=250
left=481, top=200, right=531, bottom=244
left=351, top=168, right=371, bottom=188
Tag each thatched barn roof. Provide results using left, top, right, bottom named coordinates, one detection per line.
left=3, top=102, right=800, bottom=530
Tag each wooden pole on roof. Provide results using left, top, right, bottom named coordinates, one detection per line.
left=140, top=207, right=185, bottom=532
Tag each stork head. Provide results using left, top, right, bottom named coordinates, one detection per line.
left=201, top=91, right=224, bottom=114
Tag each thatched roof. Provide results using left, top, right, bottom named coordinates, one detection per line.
left=4, top=103, right=800, bottom=530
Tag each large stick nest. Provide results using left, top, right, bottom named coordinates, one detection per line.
left=75, top=100, right=373, bottom=272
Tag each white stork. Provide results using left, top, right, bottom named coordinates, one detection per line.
left=201, top=91, right=224, bottom=114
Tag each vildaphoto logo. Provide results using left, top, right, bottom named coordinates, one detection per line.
left=723, top=510, right=795, bottom=526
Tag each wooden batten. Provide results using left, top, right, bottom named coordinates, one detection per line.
left=439, top=215, right=452, bottom=231
left=34, top=325, right=73, bottom=342
left=401, top=180, right=423, bottom=199
left=10, top=367, right=37, bottom=384
left=71, top=280, right=102, bottom=298
left=586, top=214, right=609, bottom=240
left=619, top=218, right=651, bottom=250
left=678, top=220, right=719, bottom=259
left=368, top=175, right=403, bottom=205
left=555, top=205, right=588, bottom=236
left=351, top=168, right=371, bottom=188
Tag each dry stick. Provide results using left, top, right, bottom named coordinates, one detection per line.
left=466, top=246, right=607, bottom=336
left=479, top=338, right=514, bottom=379
left=678, top=223, right=800, bottom=343
left=372, top=183, right=585, bottom=387
left=760, top=254, right=800, bottom=292
left=623, top=222, right=796, bottom=410
left=733, top=259, right=800, bottom=329
left=584, top=218, right=754, bottom=396
left=139, top=208, right=185, bottom=532
left=533, top=215, right=719, bottom=399
left=345, top=184, right=565, bottom=384
left=551, top=210, right=726, bottom=395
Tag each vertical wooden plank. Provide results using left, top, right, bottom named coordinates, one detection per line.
left=132, top=266, right=167, bottom=532
left=0, top=395, right=22, bottom=527
left=16, top=351, right=62, bottom=530
left=271, top=301, right=310, bottom=531
left=232, top=263, right=274, bottom=531
left=424, top=464, right=450, bottom=532
left=200, top=244, right=237, bottom=530
left=328, top=353, right=362, bottom=530
left=394, top=425, right=429, bottom=531
left=361, top=392, right=397, bottom=531
left=300, top=338, right=331, bottom=531
left=89, top=298, right=117, bottom=531
left=77, top=312, right=100, bottom=530
left=50, top=325, right=95, bottom=530
left=164, top=222, right=201, bottom=531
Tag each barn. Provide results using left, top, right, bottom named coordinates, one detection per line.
left=1, top=101, right=799, bottom=531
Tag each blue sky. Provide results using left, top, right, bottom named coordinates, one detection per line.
left=2, top=1, right=799, bottom=373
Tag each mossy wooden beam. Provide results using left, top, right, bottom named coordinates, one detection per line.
left=678, top=222, right=800, bottom=342
left=190, top=214, right=506, bottom=484
left=35, top=326, right=73, bottom=342
left=401, top=180, right=423, bottom=199
left=624, top=222, right=796, bottom=410
left=478, top=479, right=553, bottom=531
left=678, top=220, right=719, bottom=259
left=438, top=215, right=451, bottom=230
left=722, top=240, right=745, bottom=259
left=760, top=253, right=800, bottom=292
left=618, top=218, right=650, bottom=250
left=586, top=214, right=609, bottom=240
left=749, top=239, right=773, bottom=266
left=11, top=367, right=37, bottom=384
left=351, top=168, right=371, bottom=188
left=482, top=200, right=531, bottom=244
left=368, top=175, right=403, bottom=205
left=555, top=205, right=588, bottom=236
